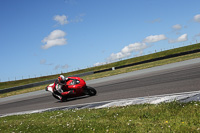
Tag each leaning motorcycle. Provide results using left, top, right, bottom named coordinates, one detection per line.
left=45, top=77, right=97, bottom=101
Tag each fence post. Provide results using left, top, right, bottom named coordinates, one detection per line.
left=112, top=67, right=115, bottom=70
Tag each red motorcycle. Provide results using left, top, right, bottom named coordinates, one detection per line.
left=45, top=77, right=97, bottom=101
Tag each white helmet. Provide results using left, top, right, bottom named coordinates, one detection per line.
left=58, top=75, right=66, bottom=85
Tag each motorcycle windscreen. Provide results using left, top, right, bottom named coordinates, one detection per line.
left=47, top=83, right=54, bottom=92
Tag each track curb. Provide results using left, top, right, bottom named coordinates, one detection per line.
left=1, top=91, right=200, bottom=117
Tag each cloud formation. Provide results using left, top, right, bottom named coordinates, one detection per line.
left=169, top=34, right=188, bottom=43
left=107, top=42, right=148, bottom=62
left=94, top=62, right=107, bottom=67
left=54, top=15, right=69, bottom=25
left=143, top=34, right=167, bottom=43
left=95, top=34, right=167, bottom=64
left=194, top=14, right=200, bottom=23
left=41, top=30, right=67, bottom=49
left=172, top=24, right=182, bottom=30
left=54, top=14, right=84, bottom=25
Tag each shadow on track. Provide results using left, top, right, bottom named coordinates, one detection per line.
left=55, top=95, right=97, bottom=103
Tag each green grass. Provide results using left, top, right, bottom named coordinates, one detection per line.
left=1, top=101, right=200, bottom=132
left=0, top=84, right=48, bottom=98
left=0, top=43, right=200, bottom=90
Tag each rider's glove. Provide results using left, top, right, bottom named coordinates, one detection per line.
left=61, top=90, right=75, bottom=96
left=61, top=91, right=70, bottom=96
left=69, top=89, right=75, bottom=94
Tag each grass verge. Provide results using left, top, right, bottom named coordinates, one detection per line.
left=1, top=52, right=200, bottom=98
left=0, top=84, right=48, bottom=98
left=0, top=101, right=200, bottom=132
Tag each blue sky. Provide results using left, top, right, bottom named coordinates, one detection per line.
left=0, top=0, right=200, bottom=82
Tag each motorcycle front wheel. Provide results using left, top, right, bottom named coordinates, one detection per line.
left=85, top=86, right=97, bottom=96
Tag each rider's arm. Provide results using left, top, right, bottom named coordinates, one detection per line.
left=61, top=90, right=75, bottom=96
left=61, top=91, right=70, bottom=96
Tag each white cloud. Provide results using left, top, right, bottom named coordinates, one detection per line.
left=54, top=15, right=69, bottom=25
left=177, top=34, right=188, bottom=42
left=169, top=34, right=188, bottom=43
left=194, top=14, right=200, bottom=23
left=95, top=34, right=167, bottom=64
left=41, top=30, right=67, bottom=49
left=94, top=62, right=107, bottom=67
left=107, top=42, right=148, bottom=62
left=172, top=24, right=182, bottom=30
left=143, top=34, right=167, bottom=43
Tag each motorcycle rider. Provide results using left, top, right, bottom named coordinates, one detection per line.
left=53, top=75, right=75, bottom=101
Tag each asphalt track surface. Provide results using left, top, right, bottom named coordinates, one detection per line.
left=1, top=58, right=200, bottom=115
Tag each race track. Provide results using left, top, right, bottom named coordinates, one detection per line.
left=1, top=58, right=200, bottom=115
